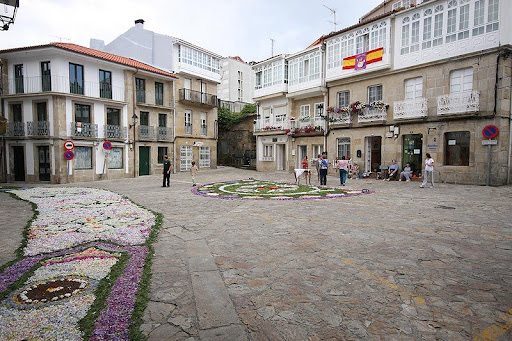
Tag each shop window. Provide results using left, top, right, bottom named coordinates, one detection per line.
left=158, top=147, right=168, bottom=164
left=75, top=146, right=92, bottom=169
left=445, top=131, right=470, bottom=166
left=108, top=147, right=123, bottom=169
left=337, top=138, right=351, bottom=159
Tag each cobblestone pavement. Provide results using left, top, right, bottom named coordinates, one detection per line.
left=1, top=167, right=511, bottom=340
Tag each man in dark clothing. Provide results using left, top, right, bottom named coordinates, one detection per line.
left=163, top=155, right=172, bottom=187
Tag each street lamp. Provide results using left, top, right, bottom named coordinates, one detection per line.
left=0, top=0, right=19, bottom=31
left=318, top=103, right=325, bottom=118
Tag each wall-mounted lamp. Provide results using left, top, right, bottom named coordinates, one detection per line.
left=318, top=103, right=325, bottom=118
left=129, top=113, right=138, bottom=128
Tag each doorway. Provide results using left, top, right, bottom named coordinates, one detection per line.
left=402, top=134, right=423, bottom=175
left=275, top=144, right=286, bottom=171
left=13, top=146, right=25, bottom=181
left=38, top=146, right=51, bottom=181
left=297, top=145, right=307, bottom=168
left=365, top=136, right=382, bottom=173
left=139, top=146, right=150, bottom=175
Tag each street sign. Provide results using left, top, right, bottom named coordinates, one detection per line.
left=482, top=125, right=499, bottom=139
left=103, top=141, right=112, bottom=150
left=64, top=150, right=75, bottom=161
left=64, top=140, right=75, bottom=150
left=482, top=139, right=498, bottom=145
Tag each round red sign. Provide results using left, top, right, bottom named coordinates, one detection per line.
left=64, top=150, right=75, bottom=161
left=64, top=140, right=75, bottom=150
left=482, top=125, right=499, bottom=139
left=103, top=141, right=112, bottom=150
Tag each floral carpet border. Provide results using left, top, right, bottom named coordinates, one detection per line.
left=191, top=179, right=375, bottom=200
left=0, top=241, right=148, bottom=340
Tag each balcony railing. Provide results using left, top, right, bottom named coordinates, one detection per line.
left=437, top=90, right=479, bottom=115
left=394, top=98, right=428, bottom=120
left=71, top=122, right=98, bottom=138
left=358, top=107, right=388, bottom=123
left=179, top=88, right=217, bottom=107
left=6, top=122, right=25, bottom=137
left=157, top=127, right=172, bottom=141
left=328, top=111, right=352, bottom=125
left=104, top=125, right=127, bottom=139
left=254, top=118, right=291, bottom=132
left=6, top=76, right=125, bottom=101
left=139, top=125, right=155, bottom=140
left=27, top=121, right=50, bottom=136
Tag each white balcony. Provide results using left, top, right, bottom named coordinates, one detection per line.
left=437, top=91, right=479, bottom=116
left=254, top=117, right=291, bottom=132
left=6, top=76, right=125, bottom=101
left=254, top=82, right=288, bottom=99
left=393, top=98, right=428, bottom=120
left=358, top=107, right=388, bottom=123
left=328, top=110, right=352, bottom=125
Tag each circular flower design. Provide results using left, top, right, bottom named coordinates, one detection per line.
left=193, top=180, right=373, bottom=200
left=12, top=276, right=90, bottom=307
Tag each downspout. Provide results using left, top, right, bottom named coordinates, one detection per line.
left=508, top=53, right=512, bottom=184
left=132, top=68, right=139, bottom=178
left=172, top=78, right=177, bottom=173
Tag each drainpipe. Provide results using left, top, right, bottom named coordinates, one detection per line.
left=172, top=78, right=177, bottom=173
left=132, top=68, right=139, bottom=178
left=508, top=53, right=512, bottom=184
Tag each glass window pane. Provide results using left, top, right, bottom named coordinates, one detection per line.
left=108, top=147, right=123, bottom=169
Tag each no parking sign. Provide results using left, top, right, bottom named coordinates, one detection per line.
left=64, top=150, right=75, bottom=161
left=482, top=125, right=499, bottom=139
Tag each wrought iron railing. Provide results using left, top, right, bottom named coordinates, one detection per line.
left=179, top=88, right=217, bottom=107
left=138, top=125, right=155, bottom=140
left=437, top=90, right=479, bottom=115
left=157, top=127, right=172, bottom=141
left=6, top=122, right=25, bottom=136
left=71, top=122, right=98, bottom=138
left=27, top=121, right=50, bottom=136
left=394, top=98, right=428, bottom=119
left=328, top=111, right=352, bottom=125
left=104, top=125, right=127, bottom=139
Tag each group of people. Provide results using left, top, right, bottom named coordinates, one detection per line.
left=162, top=155, right=199, bottom=187
left=300, top=153, right=435, bottom=188
left=382, top=153, right=435, bottom=187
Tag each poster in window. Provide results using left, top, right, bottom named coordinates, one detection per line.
left=108, top=148, right=123, bottom=169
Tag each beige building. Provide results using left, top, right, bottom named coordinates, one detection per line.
left=0, top=43, right=177, bottom=183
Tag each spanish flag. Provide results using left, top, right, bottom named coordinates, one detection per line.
left=342, top=47, right=384, bottom=70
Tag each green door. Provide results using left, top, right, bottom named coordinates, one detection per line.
left=402, top=134, right=422, bottom=175
left=139, top=146, right=150, bottom=175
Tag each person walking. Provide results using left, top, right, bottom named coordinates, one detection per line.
left=315, top=154, right=322, bottom=183
left=336, top=156, right=349, bottom=186
left=319, top=154, right=329, bottom=185
left=162, top=155, right=172, bottom=187
left=190, top=161, right=199, bottom=186
left=420, top=153, right=435, bottom=188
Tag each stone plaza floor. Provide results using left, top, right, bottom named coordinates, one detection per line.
left=1, top=166, right=511, bottom=340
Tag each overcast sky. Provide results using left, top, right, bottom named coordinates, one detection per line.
left=2, top=0, right=382, bottom=63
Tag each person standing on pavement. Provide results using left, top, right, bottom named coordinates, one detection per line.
left=420, top=153, right=435, bottom=188
left=315, top=154, right=322, bottom=183
left=190, top=161, right=199, bottom=186
left=336, top=156, right=349, bottom=186
left=319, top=154, right=329, bottom=185
left=162, top=155, right=172, bottom=187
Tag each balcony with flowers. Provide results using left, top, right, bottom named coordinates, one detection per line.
left=437, top=91, right=479, bottom=116
left=356, top=101, right=389, bottom=123
left=393, top=97, right=428, bottom=120
left=285, top=125, right=324, bottom=137
left=254, top=115, right=291, bottom=134
left=327, top=107, right=352, bottom=126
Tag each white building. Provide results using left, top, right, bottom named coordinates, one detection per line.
left=218, top=56, right=254, bottom=110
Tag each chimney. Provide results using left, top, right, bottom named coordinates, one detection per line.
left=135, top=19, right=144, bottom=29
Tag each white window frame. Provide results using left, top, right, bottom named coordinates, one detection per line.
left=200, top=112, right=207, bottom=136
left=185, top=110, right=192, bottom=135
left=450, top=68, right=473, bottom=93
left=300, top=105, right=310, bottom=119
left=199, top=146, right=210, bottom=167
left=337, top=138, right=351, bottom=159
left=180, top=145, right=192, bottom=171
left=405, top=77, right=423, bottom=100
left=337, top=91, right=350, bottom=108
left=368, top=85, right=383, bottom=103
left=262, top=144, right=274, bottom=161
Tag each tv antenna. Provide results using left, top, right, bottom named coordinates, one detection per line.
left=51, top=35, right=71, bottom=42
left=270, top=38, right=275, bottom=57
left=323, top=4, right=338, bottom=32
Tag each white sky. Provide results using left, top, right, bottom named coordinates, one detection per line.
left=1, top=0, right=383, bottom=63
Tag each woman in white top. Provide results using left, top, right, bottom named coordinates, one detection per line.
left=420, top=153, right=435, bottom=188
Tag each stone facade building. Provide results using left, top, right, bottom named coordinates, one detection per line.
left=253, top=0, right=512, bottom=185
left=0, top=43, right=177, bottom=183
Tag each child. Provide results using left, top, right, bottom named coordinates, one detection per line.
left=190, top=161, right=199, bottom=186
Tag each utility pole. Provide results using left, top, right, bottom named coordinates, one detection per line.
left=324, top=4, right=338, bottom=32
left=270, top=38, right=275, bottom=57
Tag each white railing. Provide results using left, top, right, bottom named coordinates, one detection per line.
left=6, top=76, right=125, bottom=101
left=358, top=107, right=388, bottom=123
left=254, top=118, right=291, bottom=132
left=393, top=98, right=428, bottom=119
left=437, top=90, right=479, bottom=115
left=328, top=111, right=352, bottom=125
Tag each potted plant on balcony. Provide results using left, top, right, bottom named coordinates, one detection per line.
left=369, top=101, right=389, bottom=110
left=350, top=101, right=366, bottom=114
